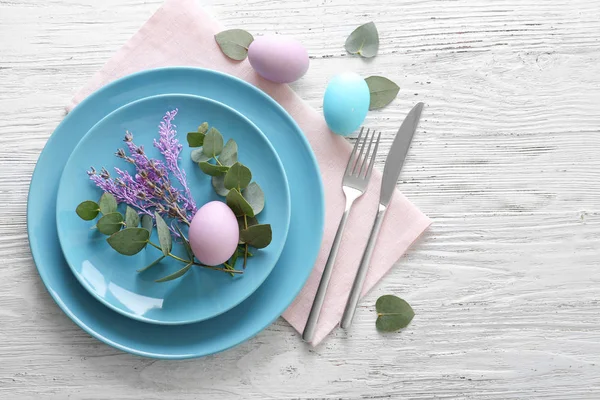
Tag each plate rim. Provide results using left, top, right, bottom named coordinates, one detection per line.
left=27, top=66, right=325, bottom=359
left=54, top=93, right=292, bottom=325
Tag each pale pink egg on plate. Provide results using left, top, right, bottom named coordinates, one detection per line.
left=188, top=201, right=239, bottom=266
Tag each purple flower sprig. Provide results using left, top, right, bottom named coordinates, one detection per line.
left=88, top=110, right=197, bottom=230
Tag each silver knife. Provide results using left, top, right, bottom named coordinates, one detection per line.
left=340, top=102, right=424, bottom=329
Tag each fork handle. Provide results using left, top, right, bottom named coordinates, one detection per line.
left=302, top=200, right=354, bottom=343
left=340, top=204, right=387, bottom=329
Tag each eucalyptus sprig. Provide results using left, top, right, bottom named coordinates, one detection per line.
left=76, top=193, right=242, bottom=282
left=76, top=113, right=272, bottom=283
left=188, top=123, right=273, bottom=269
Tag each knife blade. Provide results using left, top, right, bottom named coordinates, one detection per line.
left=379, top=102, right=424, bottom=206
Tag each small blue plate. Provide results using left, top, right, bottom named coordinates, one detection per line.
left=28, top=67, right=324, bottom=359
left=56, top=94, right=290, bottom=325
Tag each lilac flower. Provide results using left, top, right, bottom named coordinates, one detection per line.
left=154, top=109, right=197, bottom=214
left=88, top=110, right=197, bottom=230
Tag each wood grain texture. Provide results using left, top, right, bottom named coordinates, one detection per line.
left=1, top=0, right=600, bottom=398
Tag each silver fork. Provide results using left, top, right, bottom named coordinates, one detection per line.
left=302, top=127, right=381, bottom=343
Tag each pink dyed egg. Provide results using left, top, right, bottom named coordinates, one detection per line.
left=188, top=201, right=239, bottom=266
left=248, top=35, right=309, bottom=83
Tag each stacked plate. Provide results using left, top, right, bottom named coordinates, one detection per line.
left=27, top=67, right=325, bottom=359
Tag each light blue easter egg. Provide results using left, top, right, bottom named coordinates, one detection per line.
left=323, top=73, right=370, bottom=136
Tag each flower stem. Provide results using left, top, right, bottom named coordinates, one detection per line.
left=147, top=241, right=162, bottom=251
left=194, top=263, right=243, bottom=274
left=243, top=214, right=248, bottom=269
left=147, top=240, right=243, bottom=274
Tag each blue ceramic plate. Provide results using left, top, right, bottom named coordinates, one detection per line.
left=56, top=94, right=291, bottom=325
left=28, top=67, right=324, bottom=359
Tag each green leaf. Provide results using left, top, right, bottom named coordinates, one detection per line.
left=97, top=212, right=124, bottom=235
left=191, top=148, right=211, bottom=163
left=199, top=161, right=229, bottom=176
left=202, top=127, right=224, bottom=157
left=345, top=22, right=379, bottom=58
left=141, top=214, right=153, bottom=233
left=214, top=29, right=255, bottom=61
left=218, top=139, right=238, bottom=167
left=226, top=188, right=255, bottom=217
left=76, top=200, right=100, bottom=220
left=365, top=76, right=400, bottom=110
left=137, top=255, right=166, bottom=273
left=125, top=206, right=140, bottom=228
left=375, top=295, right=415, bottom=332
left=240, top=224, right=272, bottom=248
left=174, top=224, right=194, bottom=259
left=155, top=263, right=193, bottom=283
left=197, top=122, right=209, bottom=134
left=212, top=175, right=230, bottom=196
left=237, top=215, right=258, bottom=231
left=99, top=192, right=118, bottom=215
left=154, top=212, right=172, bottom=256
left=187, top=131, right=205, bottom=147
left=224, top=162, right=252, bottom=190
left=242, top=182, right=264, bottom=215
left=106, top=227, right=150, bottom=256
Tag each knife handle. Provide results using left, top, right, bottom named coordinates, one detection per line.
left=340, top=204, right=387, bottom=329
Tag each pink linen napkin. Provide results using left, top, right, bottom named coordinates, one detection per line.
left=68, top=0, right=431, bottom=345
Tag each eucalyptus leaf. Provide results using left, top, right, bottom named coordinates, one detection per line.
left=137, top=255, right=166, bottom=273
left=202, top=127, right=224, bottom=157
left=76, top=200, right=100, bottom=220
left=125, top=206, right=140, bottom=228
left=99, top=192, right=118, bottom=215
left=154, top=212, right=172, bottom=256
left=187, top=131, right=205, bottom=147
left=240, top=224, right=272, bottom=248
left=345, top=22, right=379, bottom=58
left=141, top=214, right=153, bottom=234
left=218, top=139, right=238, bottom=167
left=198, top=122, right=209, bottom=134
left=212, top=175, right=230, bottom=196
left=106, top=227, right=150, bottom=256
left=226, top=188, right=255, bottom=217
left=174, top=224, right=194, bottom=259
left=97, top=212, right=124, bottom=235
left=242, top=182, right=264, bottom=215
left=375, top=295, right=415, bottom=332
left=155, top=263, right=193, bottom=283
left=191, top=148, right=211, bottom=163
left=365, top=76, right=400, bottom=110
left=237, top=215, right=258, bottom=231
left=224, top=162, right=252, bottom=190
left=199, top=161, right=229, bottom=176
left=215, top=29, right=255, bottom=61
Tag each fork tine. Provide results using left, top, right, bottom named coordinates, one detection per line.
left=352, top=128, right=370, bottom=176
left=345, top=127, right=364, bottom=176
left=358, top=129, right=377, bottom=178
left=365, top=131, right=381, bottom=181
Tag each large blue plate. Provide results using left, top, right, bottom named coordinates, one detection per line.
left=27, top=67, right=324, bottom=359
left=56, top=94, right=291, bottom=325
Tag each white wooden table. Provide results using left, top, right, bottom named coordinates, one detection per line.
left=1, top=0, right=600, bottom=398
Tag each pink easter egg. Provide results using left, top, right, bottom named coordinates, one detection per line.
left=248, top=35, right=309, bottom=83
left=188, top=201, right=239, bottom=266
